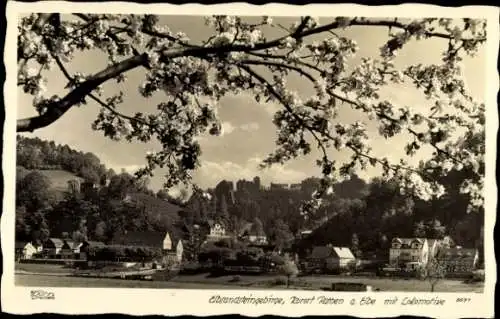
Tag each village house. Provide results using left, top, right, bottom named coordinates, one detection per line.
left=113, top=231, right=184, bottom=266
left=206, top=220, right=231, bottom=241
left=308, top=245, right=357, bottom=273
left=437, top=248, right=479, bottom=278
left=15, top=241, right=40, bottom=260
left=61, top=239, right=79, bottom=259
left=238, top=222, right=268, bottom=245
left=43, top=238, right=65, bottom=258
left=162, top=232, right=184, bottom=266
left=389, top=237, right=429, bottom=269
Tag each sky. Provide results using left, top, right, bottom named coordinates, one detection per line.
left=16, top=15, right=487, bottom=192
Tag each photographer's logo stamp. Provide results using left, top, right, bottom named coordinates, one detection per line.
left=31, top=290, right=55, bottom=300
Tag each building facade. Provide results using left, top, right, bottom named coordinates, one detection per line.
left=308, top=245, right=356, bottom=272
left=437, top=248, right=479, bottom=277
left=389, top=238, right=429, bottom=267
left=206, top=220, right=231, bottom=241
left=15, top=242, right=40, bottom=260
left=114, top=231, right=184, bottom=267
left=43, top=238, right=65, bottom=258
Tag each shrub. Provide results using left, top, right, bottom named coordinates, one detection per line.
left=229, top=275, right=242, bottom=283
left=471, top=269, right=485, bottom=282
left=280, top=259, right=299, bottom=288
left=270, top=277, right=287, bottom=286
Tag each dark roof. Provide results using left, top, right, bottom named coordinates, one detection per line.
left=239, top=222, right=266, bottom=237
left=45, top=238, right=64, bottom=248
left=391, top=237, right=425, bottom=248
left=168, top=228, right=184, bottom=246
left=438, top=248, right=478, bottom=259
left=310, top=246, right=334, bottom=259
left=238, top=222, right=253, bottom=236
left=62, top=240, right=75, bottom=249
left=208, top=219, right=226, bottom=228
left=82, top=241, right=106, bottom=247
left=113, top=231, right=168, bottom=247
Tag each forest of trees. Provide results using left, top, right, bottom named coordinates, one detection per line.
left=15, top=135, right=187, bottom=244
left=16, top=135, right=484, bottom=263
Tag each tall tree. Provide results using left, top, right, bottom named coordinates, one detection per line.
left=251, top=217, right=265, bottom=236
left=413, top=221, right=427, bottom=237
left=427, top=219, right=446, bottom=239
left=16, top=171, right=54, bottom=213
left=218, top=194, right=229, bottom=220
left=351, top=233, right=362, bottom=258
left=269, top=218, right=294, bottom=250
left=16, top=14, right=485, bottom=216
left=94, top=221, right=107, bottom=242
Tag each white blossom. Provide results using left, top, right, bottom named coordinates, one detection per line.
left=442, top=159, right=454, bottom=173
left=262, top=16, right=273, bottom=25
left=26, top=67, right=38, bottom=77
left=282, top=36, right=297, bottom=49
left=204, top=16, right=216, bottom=27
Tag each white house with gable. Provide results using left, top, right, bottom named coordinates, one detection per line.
left=389, top=237, right=429, bottom=268
left=206, top=220, right=231, bottom=241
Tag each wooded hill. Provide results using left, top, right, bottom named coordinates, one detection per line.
left=15, top=135, right=483, bottom=260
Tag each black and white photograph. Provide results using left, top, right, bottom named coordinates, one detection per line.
left=2, top=1, right=498, bottom=317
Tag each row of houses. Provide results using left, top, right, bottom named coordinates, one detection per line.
left=201, top=219, right=269, bottom=245
left=16, top=221, right=480, bottom=278
left=15, top=239, right=105, bottom=260
left=295, top=236, right=480, bottom=277
left=15, top=219, right=259, bottom=263
left=388, top=237, right=480, bottom=276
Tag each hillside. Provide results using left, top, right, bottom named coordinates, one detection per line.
left=15, top=136, right=188, bottom=244
left=34, top=169, right=83, bottom=193
left=125, top=192, right=185, bottom=226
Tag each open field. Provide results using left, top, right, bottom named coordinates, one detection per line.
left=15, top=263, right=484, bottom=292
left=15, top=271, right=484, bottom=292
left=16, top=263, right=73, bottom=275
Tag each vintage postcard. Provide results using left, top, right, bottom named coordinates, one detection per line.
left=2, top=1, right=498, bottom=317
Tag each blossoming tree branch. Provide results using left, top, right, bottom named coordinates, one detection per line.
left=17, top=14, right=486, bottom=215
